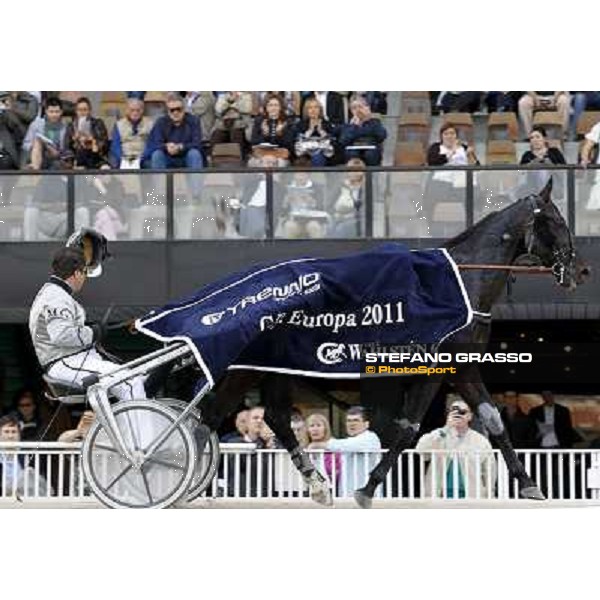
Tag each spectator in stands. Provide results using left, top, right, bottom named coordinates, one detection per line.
left=185, top=91, right=216, bottom=144
left=517, top=92, right=570, bottom=140
left=325, top=406, right=382, bottom=497
left=579, top=117, right=600, bottom=209
left=220, top=409, right=249, bottom=443
left=294, top=97, right=337, bottom=167
left=277, top=163, right=328, bottom=239
left=339, top=95, right=387, bottom=166
left=0, top=414, right=49, bottom=497
left=109, top=98, right=153, bottom=169
left=571, top=92, right=600, bottom=140
left=57, top=410, right=95, bottom=442
left=329, top=157, right=365, bottom=237
left=0, top=91, right=37, bottom=170
left=436, top=92, right=483, bottom=113
left=301, top=92, right=346, bottom=126
left=257, top=92, right=301, bottom=120
left=250, top=93, right=295, bottom=163
left=142, top=92, right=204, bottom=171
left=12, top=389, right=42, bottom=442
left=519, top=125, right=566, bottom=196
left=24, top=97, right=72, bottom=170
left=355, top=91, right=387, bottom=115
left=65, top=97, right=110, bottom=169
left=306, top=412, right=341, bottom=487
left=211, top=92, right=253, bottom=157
left=484, top=91, right=523, bottom=114
left=416, top=399, right=496, bottom=499
left=528, top=390, right=578, bottom=450
left=290, top=408, right=308, bottom=448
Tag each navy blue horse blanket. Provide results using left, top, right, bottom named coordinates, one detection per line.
left=135, top=244, right=473, bottom=387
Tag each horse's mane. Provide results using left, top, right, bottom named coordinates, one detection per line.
left=443, top=210, right=500, bottom=248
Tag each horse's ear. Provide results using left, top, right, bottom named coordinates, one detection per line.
left=539, top=177, right=553, bottom=203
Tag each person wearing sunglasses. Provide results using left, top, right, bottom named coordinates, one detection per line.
left=415, top=397, right=496, bottom=500
left=142, top=92, right=204, bottom=193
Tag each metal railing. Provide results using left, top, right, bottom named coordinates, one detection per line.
left=1, top=164, right=599, bottom=242
left=1, top=442, right=599, bottom=504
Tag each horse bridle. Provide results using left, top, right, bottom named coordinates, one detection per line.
left=520, top=193, right=575, bottom=285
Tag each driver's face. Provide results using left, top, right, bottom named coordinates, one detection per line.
left=71, top=269, right=87, bottom=292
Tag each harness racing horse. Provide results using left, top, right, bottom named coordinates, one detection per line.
left=194, top=179, right=585, bottom=507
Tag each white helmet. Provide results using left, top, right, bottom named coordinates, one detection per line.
left=66, top=227, right=111, bottom=278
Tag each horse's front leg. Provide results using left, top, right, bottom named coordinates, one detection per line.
left=355, top=378, right=442, bottom=508
left=454, top=369, right=544, bottom=500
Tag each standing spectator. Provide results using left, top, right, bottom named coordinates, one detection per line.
left=339, top=95, right=387, bottom=166
left=24, top=97, right=71, bottom=170
left=250, top=93, right=295, bottom=162
left=325, top=406, right=382, bottom=497
left=301, top=92, right=346, bottom=126
left=294, top=97, right=337, bottom=167
left=416, top=399, right=496, bottom=499
left=185, top=91, right=216, bottom=144
left=109, top=98, right=153, bottom=169
left=528, top=391, right=578, bottom=450
left=65, top=97, right=110, bottom=169
left=329, top=158, right=365, bottom=237
left=12, top=389, right=43, bottom=442
left=212, top=92, right=253, bottom=155
left=306, top=413, right=341, bottom=488
left=571, top=91, right=600, bottom=140
left=518, top=92, right=570, bottom=140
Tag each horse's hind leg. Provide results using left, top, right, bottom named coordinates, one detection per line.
left=454, top=370, right=544, bottom=500
left=355, top=378, right=442, bottom=509
left=263, top=376, right=332, bottom=507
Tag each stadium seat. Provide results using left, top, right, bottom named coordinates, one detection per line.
left=394, top=142, right=426, bottom=167
left=533, top=111, right=563, bottom=141
left=399, top=91, right=432, bottom=117
left=576, top=111, right=600, bottom=139
left=487, top=112, right=519, bottom=142
left=442, top=112, right=474, bottom=144
left=486, top=140, right=517, bottom=164
left=211, top=143, right=243, bottom=168
left=101, top=92, right=127, bottom=104
left=397, top=113, right=431, bottom=146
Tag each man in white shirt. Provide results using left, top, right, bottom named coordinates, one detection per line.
left=326, top=406, right=382, bottom=497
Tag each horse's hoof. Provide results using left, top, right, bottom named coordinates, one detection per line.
left=520, top=486, right=546, bottom=501
left=309, top=475, right=333, bottom=506
left=354, top=488, right=373, bottom=509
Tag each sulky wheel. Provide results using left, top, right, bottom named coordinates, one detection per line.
left=159, top=399, right=220, bottom=503
left=82, top=400, right=196, bottom=509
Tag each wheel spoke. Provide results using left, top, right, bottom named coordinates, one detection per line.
left=94, top=443, right=121, bottom=455
left=145, top=456, right=186, bottom=472
left=105, top=463, right=134, bottom=492
left=140, top=465, right=154, bottom=504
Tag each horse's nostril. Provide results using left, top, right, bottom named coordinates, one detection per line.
left=581, top=266, right=592, bottom=277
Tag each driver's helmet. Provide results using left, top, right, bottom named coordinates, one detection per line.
left=66, top=227, right=111, bottom=278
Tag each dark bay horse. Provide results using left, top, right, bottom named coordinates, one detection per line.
left=195, top=180, right=586, bottom=507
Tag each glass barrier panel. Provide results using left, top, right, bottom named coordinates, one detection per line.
left=74, top=171, right=166, bottom=240
left=575, top=166, right=600, bottom=236
left=273, top=170, right=366, bottom=239
left=382, top=171, right=429, bottom=238
left=0, top=173, right=68, bottom=241
left=173, top=172, right=258, bottom=239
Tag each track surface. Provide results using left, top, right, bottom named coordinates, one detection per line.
left=1, top=498, right=599, bottom=509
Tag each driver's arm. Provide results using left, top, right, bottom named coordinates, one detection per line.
left=44, top=305, right=94, bottom=349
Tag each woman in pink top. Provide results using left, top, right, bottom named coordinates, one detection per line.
left=306, top=413, right=341, bottom=490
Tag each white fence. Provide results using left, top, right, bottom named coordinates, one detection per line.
left=1, top=442, right=600, bottom=503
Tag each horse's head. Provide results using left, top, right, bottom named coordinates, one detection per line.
left=519, top=179, right=587, bottom=290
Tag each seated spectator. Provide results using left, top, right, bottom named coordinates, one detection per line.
left=518, top=92, right=570, bottom=140
left=301, top=92, right=346, bottom=126
left=484, top=91, right=523, bottom=114
left=415, top=399, right=496, bottom=499
left=65, top=97, right=110, bottom=169
left=306, top=413, right=341, bottom=487
left=571, top=91, right=600, bottom=140
left=355, top=91, right=387, bottom=115
left=0, top=415, right=49, bottom=497
left=339, top=95, right=387, bottom=166
left=436, top=91, right=483, bottom=113
left=257, top=91, right=301, bottom=120
left=211, top=92, right=253, bottom=156
left=184, top=91, right=216, bottom=144
left=220, top=409, right=249, bottom=443
left=57, top=411, right=95, bottom=443
left=109, top=98, right=153, bottom=169
left=277, top=165, right=328, bottom=239
left=294, top=97, right=337, bottom=166
left=579, top=117, right=600, bottom=209
left=329, top=158, right=365, bottom=237
left=250, top=93, right=295, bottom=163
left=24, top=97, right=72, bottom=170
left=0, top=91, right=37, bottom=170
left=11, top=389, right=43, bottom=442
left=325, top=406, right=382, bottom=497
left=142, top=92, right=204, bottom=171
left=519, top=125, right=566, bottom=196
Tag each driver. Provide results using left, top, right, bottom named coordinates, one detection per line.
left=28, top=246, right=146, bottom=401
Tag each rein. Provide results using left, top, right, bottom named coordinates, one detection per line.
left=458, top=264, right=552, bottom=273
